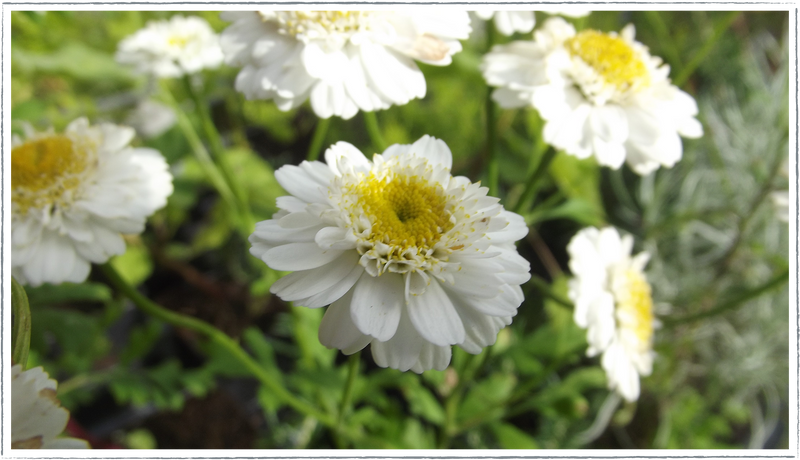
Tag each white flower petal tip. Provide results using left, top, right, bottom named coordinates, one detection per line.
left=220, top=11, right=471, bottom=119
left=251, top=136, right=531, bottom=372
left=12, top=365, right=90, bottom=449
left=567, top=226, right=655, bottom=402
left=116, top=15, right=224, bottom=78
left=481, top=16, right=702, bottom=175
left=11, top=118, right=174, bottom=287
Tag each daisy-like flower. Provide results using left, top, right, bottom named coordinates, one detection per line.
left=12, top=118, right=173, bottom=287
left=249, top=136, right=530, bottom=372
left=567, top=227, right=656, bottom=402
left=481, top=17, right=703, bottom=175
left=12, top=365, right=89, bottom=449
left=116, top=15, right=224, bottom=78
left=220, top=11, right=471, bottom=119
left=474, top=10, right=589, bottom=36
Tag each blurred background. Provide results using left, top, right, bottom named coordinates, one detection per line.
left=10, top=9, right=791, bottom=449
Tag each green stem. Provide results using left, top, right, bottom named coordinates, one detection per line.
left=673, top=11, right=741, bottom=87
left=363, top=111, right=387, bottom=152
left=181, top=77, right=254, bottom=233
left=663, top=268, right=789, bottom=327
left=57, top=367, right=117, bottom=396
left=335, top=353, right=360, bottom=448
left=485, top=20, right=499, bottom=197
left=99, top=263, right=337, bottom=429
left=307, top=117, right=331, bottom=162
left=513, top=147, right=558, bottom=214
left=162, top=84, right=239, bottom=217
left=11, top=277, right=31, bottom=368
left=528, top=274, right=572, bottom=308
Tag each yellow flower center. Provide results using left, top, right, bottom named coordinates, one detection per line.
left=272, top=11, right=370, bottom=38
left=616, top=269, right=654, bottom=347
left=565, top=29, right=650, bottom=91
left=12, top=135, right=92, bottom=214
left=168, top=35, right=190, bottom=47
left=354, top=171, right=453, bottom=254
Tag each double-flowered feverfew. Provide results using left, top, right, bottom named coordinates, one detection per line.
left=116, top=15, right=224, bottom=78
left=11, top=118, right=173, bottom=287
left=250, top=136, right=530, bottom=372
left=220, top=11, right=471, bottom=119
left=474, top=10, right=589, bottom=36
left=481, top=17, right=703, bottom=175
left=12, top=365, right=89, bottom=449
left=567, top=227, right=656, bottom=402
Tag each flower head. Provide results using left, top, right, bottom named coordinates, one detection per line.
left=12, top=118, right=173, bottom=286
left=567, top=227, right=656, bottom=402
left=249, top=136, right=530, bottom=372
left=12, top=365, right=89, bottom=449
left=116, top=15, right=224, bottom=78
left=220, top=11, right=471, bottom=119
left=481, top=17, right=703, bottom=175
left=474, top=10, right=589, bottom=36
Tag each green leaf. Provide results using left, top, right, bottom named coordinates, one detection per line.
left=118, top=318, right=163, bottom=365
left=110, top=243, right=153, bottom=287
left=402, top=383, right=446, bottom=426
left=458, top=373, right=517, bottom=424
left=548, top=153, right=606, bottom=224
left=491, top=422, right=540, bottom=449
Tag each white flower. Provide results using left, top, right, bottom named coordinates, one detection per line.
left=249, top=135, right=530, bottom=372
left=126, top=99, right=177, bottom=139
left=12, top=365, right=89, bottom=449
left=474, top=10, right=589, bottom=36
left=220, top=11, right=471, bottom=119
left=12, top=118, right=174, bottom=287
left=771, top=191, right=790, bottom=223
left=481, top=17, right=703, bottom=175
left=567, top=227, right=656, bottom=402
left=116, top=15, right=224, bottom=78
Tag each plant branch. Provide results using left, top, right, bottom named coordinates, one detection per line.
left=12, top=277, right=31, bottom=368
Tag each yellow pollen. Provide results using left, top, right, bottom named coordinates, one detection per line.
left=274, top=11, right=369, bottom=37
left=565, top=30, right=650, bottom=91
left=355, top=172, right=453, bottom=253
left=616, top=269, right=654, bottom=346
left=168, top=35, right=189, bottom=47
left=12, top=135, right=90, bottom=214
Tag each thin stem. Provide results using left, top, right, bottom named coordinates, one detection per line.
left=57, top=367, right=117, bottom=396
left=335, top=353, right=360, bottom=448
left=512, top=147, right=558, bottom=215
left=99, top=263, right=338, bottom=429
left=673, top=11, right=741, bottom=87
left=181, top=77, right=254, bottom=233
left=663, top=268, right=789, bottom=327
left=11, top=277, right=31, bottom=368
left=485, top=19, right=499, bottom=197
left=363, top=111, right=387, bottom=152
left=307, top=117, right=331, bottom=162
left=528, top=274, right=572, bottom=308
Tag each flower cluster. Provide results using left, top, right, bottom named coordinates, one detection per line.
left=249, top=136, right=530, bottom=371
left=220, top=11, right=471, bottom=119
left=116, top=15, right=224, bottom=78
left=12, top=365, right=89, bottom=449
left=482, top=17, right=702, bottom=175
left=11, top=118, right=173, bottom=287
left=567, top=227, right=657, bottom=401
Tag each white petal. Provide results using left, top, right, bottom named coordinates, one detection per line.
left=370, top=311, right=425, bottom=371
left=270, top=251, right=360, bottom=301
left=262, top=242, right=343, bottom=271
left=350, top=273, right=404, bottom=341
left=407, top=279, right=465, bottom=346
left=319, top=289, right=371, bottom=352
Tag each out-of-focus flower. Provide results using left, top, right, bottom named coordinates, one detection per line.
left=116, top=15, right=224, bottom=78
left=11, top=118, right=173, bottom=286
left=220, top=11, right=471, bottom=119
left=249, top=136, right=530, bottom=372
left=567, top=227, right=656, bottom=402
left=481, top=17, right=703, bottom=175
left=12, top=365, right=89, bottom=449
left=126, top=99, right=177, bottom=139
left=474, top=10, right=589, bottom=36
left=771, top=158, right=790, bottom=222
